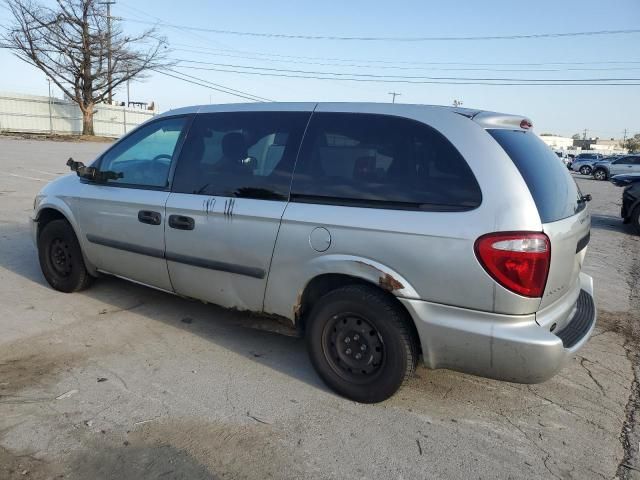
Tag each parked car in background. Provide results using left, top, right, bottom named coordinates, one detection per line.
left=612, top=173, right=640, bottom=234
left=571, top=153, right=605, bottom=175
left=593, top=155, right=640, bottom=181
left=31, top=102, right=597, bottom=403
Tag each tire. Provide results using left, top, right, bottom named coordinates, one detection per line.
left=631, top=206, right=640, bottom=236
left=593, top=169, right=608, bottom=181
left=37, top=219, right=93, bottom=293
left=579, top=166, right=592, bottom=175
left=306, top=284, right=418, bottom=403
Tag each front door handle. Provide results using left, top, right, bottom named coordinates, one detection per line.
left=138, top=210, right=161, bottom=226
left=168, top=215, right=195, bottom=231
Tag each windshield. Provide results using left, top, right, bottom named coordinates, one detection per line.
left=489, top=129, right=584, bottom=223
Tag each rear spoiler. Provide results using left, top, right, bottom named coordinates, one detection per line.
left=470, top=111, right=533, bottom=131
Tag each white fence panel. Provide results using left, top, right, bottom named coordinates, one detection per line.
left=0, top=92, right=156, bottom=137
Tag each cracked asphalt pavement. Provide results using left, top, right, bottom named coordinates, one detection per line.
left=0, top=137, right=639, bottom=479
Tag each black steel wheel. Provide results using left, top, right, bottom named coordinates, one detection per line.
left=322, top=313, right=385, bottom=383
left=38, top=219, right=93, bottom=293
left=306, top=284, right=418, bottom=403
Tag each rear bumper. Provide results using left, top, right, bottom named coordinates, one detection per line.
left=400, top=273, right=596, bottom=384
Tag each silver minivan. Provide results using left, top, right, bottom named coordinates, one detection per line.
left=32, top=103, right=596, bottom=403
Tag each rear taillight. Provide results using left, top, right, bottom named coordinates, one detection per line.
left=474, top=232, right=551, bottom=298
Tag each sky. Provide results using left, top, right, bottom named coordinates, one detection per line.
left=0, top=0, right=639, bottom=139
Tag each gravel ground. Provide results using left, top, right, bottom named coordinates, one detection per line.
left=0, top=138, right=638, bottom=479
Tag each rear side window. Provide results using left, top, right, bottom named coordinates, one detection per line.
left=488, top=129, right=583, bottom=223
left=290, top=113, right=481, bottom=210
left=172, top=111, right=310, bottom=200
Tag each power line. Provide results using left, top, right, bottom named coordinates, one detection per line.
left=172, top=62, right=640, bottom=83
left=173, top=56, right=640, bottom=76
left=166, top=69, right=272, bottom=101
left=171, top=53, right=640, bottom=73
left=169, top=43, right=640, bottom=67
left=121, top=19, right=640, bottom=42
left=173, top=65, right=640, bottom=86
left=155, top=69, right=271, bottom=102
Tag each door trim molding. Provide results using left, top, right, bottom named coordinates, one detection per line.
left=165, top=252, right=266, bottom=279
left=86, top=234, right=165, bottom=259
left=86, top=234, right=266, bottom=279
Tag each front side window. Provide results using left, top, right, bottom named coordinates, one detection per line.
left=172, top=111, right=311, bottom=200
left=99, top=116, right=188, bottom=188
left=290, top=113, right=482, bottom=210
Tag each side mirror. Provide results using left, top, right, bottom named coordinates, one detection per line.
left=66, top=157, right=123, bottom=183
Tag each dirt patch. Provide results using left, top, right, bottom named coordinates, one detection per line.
left=595, top=311, right=640, bottom=344
left=121, top=419, right=305, bottom=479
left=0, top=348, right=87, bottom=400
left=0, top=444, right=62, bottom=480
left=0, top=132, right=115, bottom=143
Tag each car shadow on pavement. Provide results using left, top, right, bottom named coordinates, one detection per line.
left=590, top=213, right=635, bottom=234
left=0, top=223, right=328, bottom=394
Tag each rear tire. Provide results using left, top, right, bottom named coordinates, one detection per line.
left=593, top=169, right=607, bottom=181
left=579, top=166, right=592, bottom=175
left=37, top=219, right=93, bottom=293
left=631, top=206, right=640, bottom=235
left=306, top=284, right=418, bottom=403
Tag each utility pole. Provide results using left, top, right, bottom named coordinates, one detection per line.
left=47, top=78, right=53, bottom=134
left=125, top=64, right=130, bottom=107
left=582, top=128, right=588, bottom=140
left=388, top=92, right=401, bottom=103
left=100, top=1, right=116, bottom=104
left=622, top=128, right=628, bottom=147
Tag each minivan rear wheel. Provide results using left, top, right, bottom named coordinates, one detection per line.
left=38, top=219, right=93, bottom=293
left=306, top=284, right=418, bottom=403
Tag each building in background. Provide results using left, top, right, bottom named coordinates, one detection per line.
left=0, top=92, right=156, bottom=137
left=539, top=134, right=574, bottom=150
left=573, top=137, right=627, bottom=155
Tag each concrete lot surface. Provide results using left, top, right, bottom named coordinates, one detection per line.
left=0, top=137, right=639, bottom=479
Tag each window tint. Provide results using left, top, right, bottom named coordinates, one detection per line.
left=99, top=116, right=187, bottom=188
left=488, top=129, right=583, bottom=223
left=290, top=113, right=481, bottom=210
left=617, top=156, right=638, bottom=165
left=172, top=111, right=310, bottom=199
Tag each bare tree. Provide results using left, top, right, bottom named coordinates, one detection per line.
left=3, top=0, right=170, bottom=135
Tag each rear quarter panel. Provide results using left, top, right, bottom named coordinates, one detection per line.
left=264, top=105, right=545, bottom=321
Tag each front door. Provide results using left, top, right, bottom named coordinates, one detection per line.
left=164, top=109, right=312, bottom=311
left=75, top=116, right=189, bottom=291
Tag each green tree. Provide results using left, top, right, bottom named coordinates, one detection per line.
left=621, top=133, right=640, bottom=153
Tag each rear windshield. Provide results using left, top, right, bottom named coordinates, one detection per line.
left=488, top=129, right=584, bottom=223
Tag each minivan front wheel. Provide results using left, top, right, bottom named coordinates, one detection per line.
left=306, top=284, right=418, bottom=403
left=38, top=219, right=93, bottom=293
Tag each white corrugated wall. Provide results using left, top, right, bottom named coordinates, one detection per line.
left=0, top=92, right=156, bottom=137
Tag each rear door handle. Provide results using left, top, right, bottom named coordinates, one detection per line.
left=138, top=210, right=161, bottom=226
left=168, top=215, right=195, bottom=231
